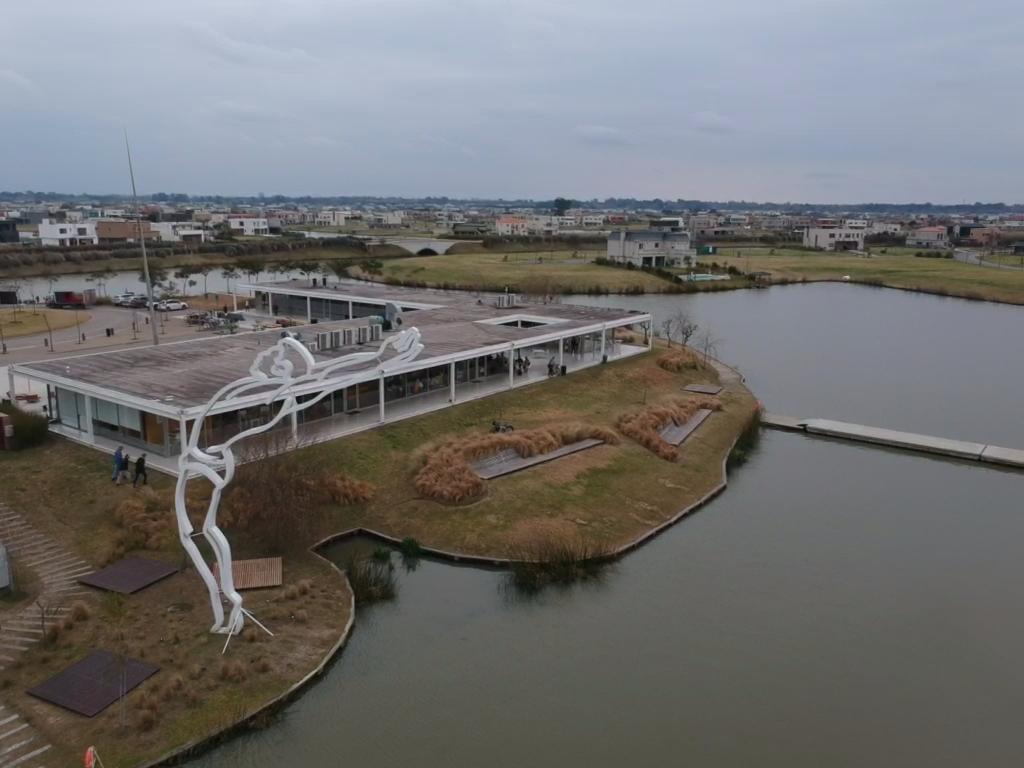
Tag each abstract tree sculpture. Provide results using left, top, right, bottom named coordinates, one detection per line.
left=174, top=327, right=424, bottom=636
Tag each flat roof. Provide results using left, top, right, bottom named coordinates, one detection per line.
left=16, top=284, right=649, bottom=416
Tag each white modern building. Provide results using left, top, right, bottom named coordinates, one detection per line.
left=37, top=219, right=98, bottom=247
left=906, top=226, right=950, bottom=248
left=802, top=226, right=866, bottom=251
left=606, top=229, right=695, bottom=268
left=496, top=215, right=529, bottom=236
left=11, top=282, right=653, bottom=474
left=227, top=216, right=270, bottom=236
left=150, top=222, right=208, bottom=243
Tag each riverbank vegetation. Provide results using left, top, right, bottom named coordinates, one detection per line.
left=703, top=246, right=1024, bottom=304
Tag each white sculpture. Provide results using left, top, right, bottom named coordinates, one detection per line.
left=174, top=327, right=424, bottom=638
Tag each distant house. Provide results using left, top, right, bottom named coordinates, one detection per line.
left=95, top=220, right=158, bottom=244
left=38, top=219, right=99, bottom=246
left=227, top=216, right=270, bottom=236
left=0, top=220, right=18, bottom=243
left=1011, top=242, right=1024, bottom=255
left=802, top=226, right=865, bottom=251
left=607, top=229, right=695, bottom=268
left=495, top=215, right=529, bottom=236
left=150, top=222, right=208, bottom=244
left=966, top=227, right=1002, bottom=247
left=906, top=226, right=949, bottom=249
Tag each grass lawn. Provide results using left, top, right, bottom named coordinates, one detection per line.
left=704, top=246, right=1024, bottom=304
left=352, top=250, right=674, bottom=294
left=0, top=307, right=90, bottom=338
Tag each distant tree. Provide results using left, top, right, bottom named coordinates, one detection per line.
left=552, top=197, right=574, bottom=216
left=221, top=267, right=240, bottom=294
left=235, top=258, right=263, bottom=283
left=173, top=266, right=196, bottom=296
left=696, top=329, right=722, bottom=364
left=659, top=316, right=675, bottom=347
left=198, top=265, right=214, bottom=295
left=671, top=309, right=698, bottom=348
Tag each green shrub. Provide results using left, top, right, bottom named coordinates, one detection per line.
left=0, top=402, right=49, bottom=449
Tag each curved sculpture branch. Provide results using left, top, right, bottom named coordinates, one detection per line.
left=174, top=327, right=424, bottom=634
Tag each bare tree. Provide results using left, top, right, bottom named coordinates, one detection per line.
left=659, top=316, right=675, bottom=347
left=671, top=309, right=698, bottom=348
left=696, top=329, right=722, bottom=364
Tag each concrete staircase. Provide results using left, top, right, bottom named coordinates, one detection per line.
left=0, top=503, right=96, bottom=768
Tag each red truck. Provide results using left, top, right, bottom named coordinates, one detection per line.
left=48, top=289, right=97, bottom=309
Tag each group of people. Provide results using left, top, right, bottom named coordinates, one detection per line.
left=111, top=445, right=148, bottom=488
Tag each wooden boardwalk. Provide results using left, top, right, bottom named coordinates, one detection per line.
left=472, top=439, right=605, bottom=480
left=762, top=414, right=1024, bottom=469
left=659, top=409, right=713, bottom=447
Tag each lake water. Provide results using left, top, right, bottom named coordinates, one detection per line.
left=569, top=284, right=1024, bottom=446
left=180, top=283, right=1024, bottom=767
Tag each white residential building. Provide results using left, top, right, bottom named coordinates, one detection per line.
left=38, top=219, right=98, bottom=247
left=316, top=209, right=356, bottom=227
left=607, top=229, right=695, bottom=268
left=495, top=215, right=529, bottom=236
left=580, top=214, right=605, bottom=227
left=150, top=222, right=209, bottom=243
left=803, top=227, right=866, bottom=251
left=906, top=226, right=949, bottom=248
left=227, top=216, right=270, bottom=236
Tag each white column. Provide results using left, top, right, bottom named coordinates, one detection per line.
left=348, top=301, right=354, bottom=320
left=558, top=339, right=564, bottom=370
left=449, top=362, right=456, bottom=402
left=179, top=416, right=189, bottom=457
left=647, top=319, right=654, bottom=349
left=83, top=396, right=95, bottom=440
left=267, top=292, right=273, bottom=316
left=232, top=290, right=238, bottom=312
left=378, top=375, right=385, bottom=421
left=508, top=345, right=515, bottom=388
left=306, top=296, right=312, bottom=323
left=600, top=324, right=607, bottom=360
left=6, top=368, right=13, bottom=400
left=290, top=410, right=298, bottom=440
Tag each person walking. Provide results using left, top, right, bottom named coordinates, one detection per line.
left=112, top=446, right=124, bottom=483
left=117, top=452, right=131, bottom=486
left=133, top=453, right=148, bottom=488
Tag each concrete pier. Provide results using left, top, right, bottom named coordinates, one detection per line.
left=762, top=414, right=1024, bottom=469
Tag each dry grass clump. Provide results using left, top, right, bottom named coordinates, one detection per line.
left=70, top=601, right=91, bottom=622
left=219, top=659, right=247, bottom=683
left=101, top=488, right=175, bottom=564
left=219, top=436, right=374, bottom=550
left=617, top=397, right=722, bottom=461
left=657, top=347, right=706, bottom=372
left=415, top=424, right=619, bottom=504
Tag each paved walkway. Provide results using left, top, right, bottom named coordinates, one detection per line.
left=0, top=503, right=95, bottom=768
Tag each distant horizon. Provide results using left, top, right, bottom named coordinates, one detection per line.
left=1, top=190, right=1022, bottom=213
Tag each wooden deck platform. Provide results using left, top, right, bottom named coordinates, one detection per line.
left=472, top=439, right=605, bottom=480
left=659, top=409, right=713, bottom=447
left=762, top=414, right=1024, bottom=469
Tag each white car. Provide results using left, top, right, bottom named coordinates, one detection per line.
left=112, top=293, right=137, bottom=306
left=157, top=300, right=189, bottom=311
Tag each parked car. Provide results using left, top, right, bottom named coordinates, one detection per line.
left=112, top=292, right=137, bottom=306
left=157, top=300, right=189, bottom=311
left=127, top=296, right=149, bottom=308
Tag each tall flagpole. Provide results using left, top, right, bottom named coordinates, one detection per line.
left=124, top=129, right=159, bottom=346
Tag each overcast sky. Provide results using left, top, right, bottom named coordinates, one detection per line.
left=2, top=0, right=1021, bottom=203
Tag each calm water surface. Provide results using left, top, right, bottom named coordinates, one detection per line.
left=571, top=283, right=1024, bottom=445
left=186, top=285, right=1023, bottom=767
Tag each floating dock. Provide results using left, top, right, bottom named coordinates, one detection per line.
left=762, top=414, right=1024, bottom=469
